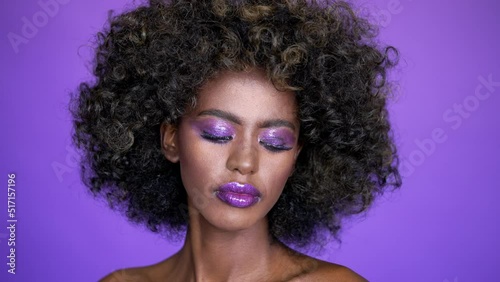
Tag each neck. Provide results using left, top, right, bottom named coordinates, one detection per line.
left=173, top=211, right=283, bottom=281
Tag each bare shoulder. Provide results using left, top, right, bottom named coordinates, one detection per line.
left=307, top=259, right=368, bottom=282
left=98, top=267, right=153, bottom=282
left=98, top=255, right=176, bottom=282
left=279, top=245, right=367, bottom=282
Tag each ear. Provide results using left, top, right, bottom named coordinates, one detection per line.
left=290, top=142, right=303, bottom=177
left=294, top=141, right=303, bottom=161
left=160, top=122, right=180, bottom=163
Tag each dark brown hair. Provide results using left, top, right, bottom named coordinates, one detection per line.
left=72, top=0, right=401, bottom=247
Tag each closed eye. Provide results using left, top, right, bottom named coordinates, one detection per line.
left=259, top=140, right=293, bottom=152
left=201, top=132, right=233, bottom=143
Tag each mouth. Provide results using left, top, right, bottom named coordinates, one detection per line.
left=215, top=182, right=261, bottom=208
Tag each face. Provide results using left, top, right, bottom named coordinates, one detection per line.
left=161, top=70, right=301, bottom=231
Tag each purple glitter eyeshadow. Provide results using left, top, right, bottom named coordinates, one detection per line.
left=192, top=118, right=235, bottom=138
left=259, top=128, right=295, bottom=149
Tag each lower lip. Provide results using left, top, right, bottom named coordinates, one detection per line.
left=216, top=191, right=260, bottom=208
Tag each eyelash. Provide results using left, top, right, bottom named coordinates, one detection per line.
left=200, top=132, right=292, bottom=152
left=200, top=132, right=233, bottom=143
left=259, top=141, right=292, bottom=152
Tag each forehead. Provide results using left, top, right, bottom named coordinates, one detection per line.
left=192, top=70, right=299, bottom=123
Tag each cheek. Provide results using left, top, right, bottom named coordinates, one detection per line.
left=177, top=131, right=225, bottom=192
left=261, top=154, right=296, bottom=196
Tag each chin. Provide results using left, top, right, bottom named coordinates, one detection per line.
left=198, top=203, right=267, bottom=232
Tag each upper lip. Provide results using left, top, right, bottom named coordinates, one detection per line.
left=218, top=182, right=261, bottom=197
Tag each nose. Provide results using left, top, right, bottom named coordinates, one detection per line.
left=226, top=138, right=259, bottom=175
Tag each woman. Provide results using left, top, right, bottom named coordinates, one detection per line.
left=72, top=0, right=401, bottom=280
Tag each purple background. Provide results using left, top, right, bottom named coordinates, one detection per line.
left=1, top=0, right=499, bottom=281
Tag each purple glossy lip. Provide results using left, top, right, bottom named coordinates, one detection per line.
left=216, top=182, right=261, bottom=208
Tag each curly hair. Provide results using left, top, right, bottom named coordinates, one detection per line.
left=71, top=0, right=402, bottom=248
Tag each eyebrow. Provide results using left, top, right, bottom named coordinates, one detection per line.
left=197, top=109, right=296, bottom=131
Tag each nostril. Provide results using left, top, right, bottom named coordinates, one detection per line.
left=226, top=145, right=259, bottom=175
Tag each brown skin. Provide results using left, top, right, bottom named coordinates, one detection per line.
left=100, top=70, right=367, bottom=282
